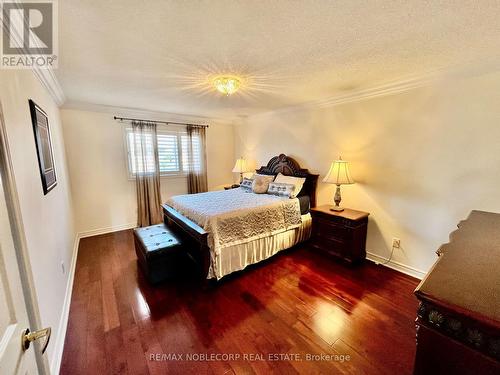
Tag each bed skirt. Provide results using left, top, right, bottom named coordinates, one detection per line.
left=207, top=213, right=312, bottom=280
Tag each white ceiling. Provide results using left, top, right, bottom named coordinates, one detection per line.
left=58, top=1, right=500, bottom=119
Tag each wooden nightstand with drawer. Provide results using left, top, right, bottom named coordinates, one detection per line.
left=310, top=205, right=369, bottom=264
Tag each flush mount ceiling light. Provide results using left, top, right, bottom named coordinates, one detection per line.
left=212, top=76, right=241, bottom=96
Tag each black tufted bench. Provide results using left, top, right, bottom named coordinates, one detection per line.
left=133, top=223, right=186, bottom=284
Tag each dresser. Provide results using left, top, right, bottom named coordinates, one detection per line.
left=414, top=210, right=500, bottom=375
left=310, top=205, right=369, bottom=263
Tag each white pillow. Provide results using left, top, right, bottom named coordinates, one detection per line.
left=274, top=173, right=305, bottom=198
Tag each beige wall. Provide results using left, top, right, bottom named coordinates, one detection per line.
left=61, top=108, right=234, bottom=234
left=0, top=70, right=75, bottom=369
left=234, top=70, right=500, bottom=276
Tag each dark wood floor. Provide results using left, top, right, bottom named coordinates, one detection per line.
left=60, top=230, right=419, bottom=375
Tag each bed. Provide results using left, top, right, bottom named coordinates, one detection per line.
left=162, top=154, right=319, bottom=280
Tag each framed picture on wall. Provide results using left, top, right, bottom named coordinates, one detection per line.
left=29, top=99, right=57, bottom=195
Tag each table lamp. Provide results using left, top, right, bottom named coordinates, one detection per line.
left=323, top=157, right=355, bottom=212
left=232, top=157, right=248, bottom=183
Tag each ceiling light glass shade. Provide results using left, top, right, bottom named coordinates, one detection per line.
left=213, top=76, right=241, bottom=96
left=323, top=158, right=355, bottom=185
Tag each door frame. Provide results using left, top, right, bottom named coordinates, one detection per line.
left=0, top=101, right=49, bottom=374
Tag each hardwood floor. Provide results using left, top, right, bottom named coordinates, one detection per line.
left=60, top=230, right=419, bottom=375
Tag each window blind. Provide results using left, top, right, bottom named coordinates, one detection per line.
left=126, top=128, right=201, bottom=177
left=181, top=135, right=201, bottom=173
left=157, top=133, right=179, bottom=172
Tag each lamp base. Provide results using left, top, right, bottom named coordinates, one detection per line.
left=330, top=206, right=345, bottom=212
left=330, top=185, right=344, bottom=212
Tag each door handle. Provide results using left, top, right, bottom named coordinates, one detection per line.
left=22, top=327, right=51, bottom=354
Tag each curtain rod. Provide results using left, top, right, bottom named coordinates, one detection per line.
left=113, top=116, right=209, bottom=128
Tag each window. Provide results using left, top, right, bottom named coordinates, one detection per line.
left=125, top=127, right=201, bottom=177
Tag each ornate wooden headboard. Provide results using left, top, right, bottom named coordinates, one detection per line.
left=255, top=154, right=319, bottom=207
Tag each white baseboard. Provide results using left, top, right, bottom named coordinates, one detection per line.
left=78, top=222, right=136, bottom=238
left=50, top=233, right=80, bottom=375
left=366, top=251, right=426, bottom=280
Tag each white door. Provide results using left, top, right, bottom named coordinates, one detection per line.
left=0, top=137, right=40, bottom=373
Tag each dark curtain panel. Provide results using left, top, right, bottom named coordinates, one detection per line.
left=186, top=125, right=208, bottom=193
left=131, top=121, right=163, bottom=226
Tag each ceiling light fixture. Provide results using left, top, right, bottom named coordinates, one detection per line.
left=213, top=76, right=241, bottom=96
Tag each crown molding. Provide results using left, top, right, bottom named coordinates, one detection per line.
left=66, top=57, right=499, bottom=123
left=32, top=68, right=66, bottom=106
left=35, top=57, right=500, bottom=121
left=314, top=71, right=440, bottom=108
left=315, top=57, right=500, bottom=109
left=63, top=70, right=443, bottom=125
left=61, top=101, right=235, bottom=126
left=242, top=57, right=500, bottom=120
left=1, top=0, right=66, bottom=106
left=246, top=69, right=445, bottom=120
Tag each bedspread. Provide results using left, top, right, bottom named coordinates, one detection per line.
left=165, top=188, right=302, bottom=254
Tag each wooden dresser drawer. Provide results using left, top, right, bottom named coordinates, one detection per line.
left=310, top=206, right=369, bottom=264
left=310, top=235, right=346, bottom=258
left=313, top=216, right=347, bottom=240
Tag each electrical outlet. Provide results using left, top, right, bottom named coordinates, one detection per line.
left=392, top=238, right=401, bottom=249
left=61, top=261, right=66, bottom=275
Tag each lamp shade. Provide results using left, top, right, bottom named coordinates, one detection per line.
left=323, top=158, right=355, bottom=185
left=232, top=158, right=248, bottom=173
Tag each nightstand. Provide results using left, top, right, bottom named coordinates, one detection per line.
left=310, top=205, right=369, bottom=264
left=224, top=184, right=240, bottom=190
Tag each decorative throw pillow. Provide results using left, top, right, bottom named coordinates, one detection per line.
left=254, top=173, right=275, bottom=184
left=252, top=175, right=271, bottom=194
left=267, top=182, right=296, bottom=198
left=274, top=173, right=305, bottom=198
left=240, top=177, right=253, bottom=192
